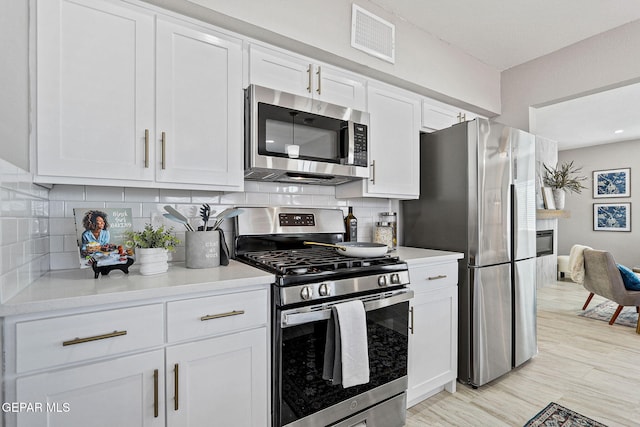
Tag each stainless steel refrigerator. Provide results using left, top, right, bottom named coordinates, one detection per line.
left=401, top=118, right=537, bottom=387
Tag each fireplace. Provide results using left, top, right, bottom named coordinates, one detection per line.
left=536, top=230, right=554, bottom=257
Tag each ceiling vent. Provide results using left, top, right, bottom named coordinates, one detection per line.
left=351, top=4, right=395, bottom=63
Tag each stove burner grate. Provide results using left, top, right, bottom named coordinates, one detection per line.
left=240, top=247, right=399, bottom=276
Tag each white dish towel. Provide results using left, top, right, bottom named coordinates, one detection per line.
left=322, top=300, right=370, bottom=388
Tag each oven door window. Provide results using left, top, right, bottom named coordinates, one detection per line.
left=258, top=103, right=343, bottom=163
left=277, top=301, right=408, bottom=425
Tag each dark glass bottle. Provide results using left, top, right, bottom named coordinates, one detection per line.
left=344, top=207, right=357, bottom=242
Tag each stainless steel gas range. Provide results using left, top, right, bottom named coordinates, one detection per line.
left=234, top=207, right=412, bottom=427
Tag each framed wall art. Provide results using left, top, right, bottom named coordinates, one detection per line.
left=593, top=203, right=631, bottom=232
left=593, top=168, right=630, bottom=198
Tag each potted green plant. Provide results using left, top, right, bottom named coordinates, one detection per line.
left=543, top=161, right=587, bottom=209
left=125, top=224, right=180, bottom=275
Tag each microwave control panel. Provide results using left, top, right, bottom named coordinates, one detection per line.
left=353, top=123, right=368, bottom=167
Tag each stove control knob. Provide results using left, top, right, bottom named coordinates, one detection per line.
left=378, top=275, right=388, bottom=287
left=390, top=273, right=401, bottom=284
left=300, top=286, right=313, bottom=301
left=318, top=283, right=330, bottom=297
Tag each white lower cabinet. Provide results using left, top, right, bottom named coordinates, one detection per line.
left=166, top=328, right=267, bottom=427
left=407, top=260, right=458, bottom=407
left=16, top=350, right=165, bottom=427
left=4, top=287, right=270, bottom=427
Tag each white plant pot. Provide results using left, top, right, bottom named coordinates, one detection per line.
left=136, top=248, right=169, bottom=276
left=552, top=189, right=566, bottom=210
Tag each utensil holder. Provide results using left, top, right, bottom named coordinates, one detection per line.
left=185, top=231, right=220, bottom=268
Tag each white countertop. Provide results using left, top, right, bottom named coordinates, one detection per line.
left=395, top=246, right=464, bottom=264
left=0, top=260, right=274, bottom=317
left=0, top=247, right=462, bottom=317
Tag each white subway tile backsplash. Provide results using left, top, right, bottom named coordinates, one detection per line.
left=290, top=195, right=314, bottom=206
left=49, top=235, right=64, bottom=253
left=49, top=200, right=65, bottom=218
left=0, top=246, right=11, bottom=275
left=219, top=192, right=246, bottom=205
left=125, top=187, right=160, bottom=202
left=1, top=158, right=398, bottom=301
left=2, top=218, right=18, bottom=245
left=190, top=192, right=222, bottom=204
left=269, top=193, right=292, bottom=205
left=49, top=184, right=85, bottom=200
left=49, top=218, right=77, bottom=235
left=0, top=158, right=50, bottom=302
left=245, top=191, right=270, bottom=205
left=159, top=189, right=191, bottom=203
left=85, top=186, right=124, bottom=202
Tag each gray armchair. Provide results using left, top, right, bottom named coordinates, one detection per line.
left=581, top=249, right=640, bottom=328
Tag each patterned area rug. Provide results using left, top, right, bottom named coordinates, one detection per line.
left=578, top=300, right=638, bottom=328
left=524, top=402, right=607, bottom=427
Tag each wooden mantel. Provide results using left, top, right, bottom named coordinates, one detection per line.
left=536, top=209, right=571, bottom=219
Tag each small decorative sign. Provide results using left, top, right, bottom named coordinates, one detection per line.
left=593, top=168, right=630, bottom=198
left=593, top=203, right=631, bottom=232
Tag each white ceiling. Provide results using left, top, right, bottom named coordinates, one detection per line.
left=371, top=0, right=640, bottom=150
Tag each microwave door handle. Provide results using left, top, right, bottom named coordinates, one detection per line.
left=281, top=290, right=414, bottom=327
left=347, top=120, right=355, bottom=165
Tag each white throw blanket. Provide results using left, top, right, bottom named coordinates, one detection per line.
left=569, top=244, right=592, bottom=284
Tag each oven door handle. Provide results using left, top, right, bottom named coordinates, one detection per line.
left=281, top=289, right=414, bottom=328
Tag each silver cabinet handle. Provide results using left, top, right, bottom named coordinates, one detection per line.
left=370, top=160, right=376, bottom=184
left=307, top=64, right=313, bottom=93
left=409, top=306, right=414, bottom=335
left=161, top=131, right=167, bottom=170
left=174, top=363, right=179, bottom=411
left=153, top=369, right=159, bottom=418
left=316, top=66, right=321, bottom=95
left=200, top=310, right=245, bottom=321
left=427, top=275, right=447, bottom=280
left=144, top=129, right=150, bottom=168
left=62, top=330, right=127, bottom=346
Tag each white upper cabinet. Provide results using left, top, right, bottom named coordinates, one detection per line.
left=336, top=81, right=420, bottom=199
left=35, top=0, right=244, bottom=191
left=155, top=17, right=243, bottom=188
left=36, top=0, right=155, bottom=182
left=248, top=44, right=367, bottom=111
left=421, top=97, right=478, bottom=132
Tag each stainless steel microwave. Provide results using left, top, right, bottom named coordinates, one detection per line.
left=244, top=85, right=370, bottom=185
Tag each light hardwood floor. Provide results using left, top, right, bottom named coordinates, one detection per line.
left=406, top=280, right=640, bottom=427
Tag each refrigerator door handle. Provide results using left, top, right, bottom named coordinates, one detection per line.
left=511, top=183, right=517, bottom=260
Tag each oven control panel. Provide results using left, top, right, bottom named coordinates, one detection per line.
left=279, top=270, right=410, bottom=305
left=279, top=213, right=315, bottom=226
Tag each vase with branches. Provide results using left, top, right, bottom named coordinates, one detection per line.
left=543, top=161, right=588, bottom=209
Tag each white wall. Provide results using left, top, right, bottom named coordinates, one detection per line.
left=556, top=139, right=640, bottom=267
left=500, top=20, right=640, bottom=131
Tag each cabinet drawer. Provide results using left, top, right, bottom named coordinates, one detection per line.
left=409, top=262, right=458, bottom=292
left=167, top=289, right=268, bottom=342
left=16, top=304, right=164, bottom=373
